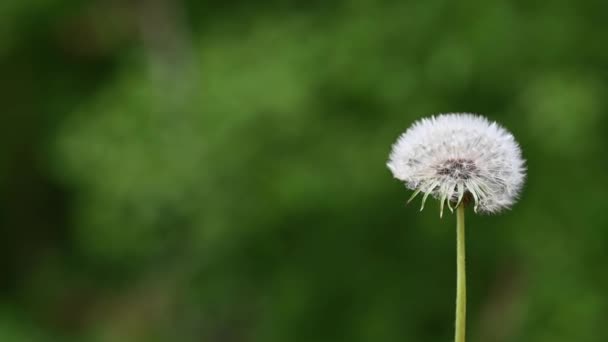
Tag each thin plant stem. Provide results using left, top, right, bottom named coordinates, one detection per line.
left=455, top=204, right=466, bottom=342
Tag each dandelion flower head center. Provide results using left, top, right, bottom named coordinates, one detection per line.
left=435, top=158, right=478, bottom=180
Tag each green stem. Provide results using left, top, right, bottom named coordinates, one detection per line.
left=455, top=204, right=466, bottom=342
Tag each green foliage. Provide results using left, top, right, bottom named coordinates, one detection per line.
left=3, top=0, right=608, bottom=341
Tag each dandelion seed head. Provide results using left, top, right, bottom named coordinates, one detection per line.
left=387, top=113, right=526, bottom=214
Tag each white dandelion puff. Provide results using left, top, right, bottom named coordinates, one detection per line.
left=387, top=113, right=526, bottom=215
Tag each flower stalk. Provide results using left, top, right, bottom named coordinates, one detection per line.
left=455, top=204, right=466, bottom=342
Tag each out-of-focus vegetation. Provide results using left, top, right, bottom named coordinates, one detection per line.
left=2, top=0, right=608, bottom=341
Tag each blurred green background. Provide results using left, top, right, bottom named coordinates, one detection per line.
left=2, top=0, right=608, bottom=341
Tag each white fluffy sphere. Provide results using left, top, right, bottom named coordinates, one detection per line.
left=387, top=113, right=526, bottom=215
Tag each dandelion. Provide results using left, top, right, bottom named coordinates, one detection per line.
left=387, top=113, right=525, bottom=342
